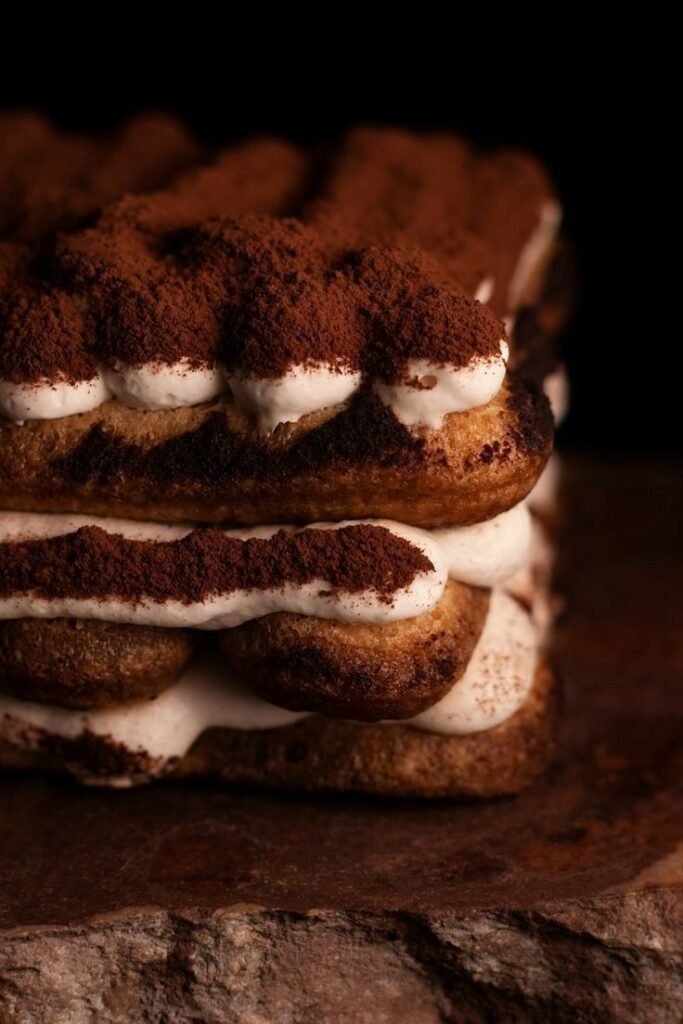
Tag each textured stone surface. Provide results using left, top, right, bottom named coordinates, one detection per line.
left=1, top=459, right=682, bottom=1023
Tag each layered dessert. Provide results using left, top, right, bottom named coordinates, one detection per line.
left=0, top=117, right=569, bottom=796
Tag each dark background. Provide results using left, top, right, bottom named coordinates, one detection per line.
left=0, top=42, right=676, bottom=456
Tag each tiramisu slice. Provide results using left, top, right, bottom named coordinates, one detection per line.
left=0, top=120, right=569, bottom=796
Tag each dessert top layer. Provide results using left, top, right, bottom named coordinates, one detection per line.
left=0, top=119, right=557, bottom=427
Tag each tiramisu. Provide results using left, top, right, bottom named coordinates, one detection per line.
left=0, top=118, right=569, bottom=796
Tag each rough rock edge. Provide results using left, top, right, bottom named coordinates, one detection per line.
left=1, top=890, right=681, bottom=1023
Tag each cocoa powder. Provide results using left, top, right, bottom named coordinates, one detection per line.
left=0, top=112, right=199, bottom=242
left=0, top=524, right=434, bottom=605
left=0, top=121, right=555, bottom=389
left=0, top=286, right=96, bottom=382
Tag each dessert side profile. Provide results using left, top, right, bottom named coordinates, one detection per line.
left=0, top=115, right=570, bottom=796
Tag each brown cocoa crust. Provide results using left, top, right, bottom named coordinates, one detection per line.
left=0, top=619, right=195, bottom=708
left=220, top=581, right=489, bottom=720
left=0, top=524, right=432, bottom=607
left=0, top=112, right=200, bottom=243
left=0, top=660, right=556, bottom=798
left=0, top=123, right=549, bottom=389
left=0, top=376, right=552, bottom=526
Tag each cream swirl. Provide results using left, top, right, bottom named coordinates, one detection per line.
left=408, top=589, right=537, bottom=734
left=0, top=348, right=509, bottom=430
left=374, top=341, right=509, bottom=429
left=0, top=374, right=111, bottom=423
left=103, top=359, right=226, bottom=410
left=226, top=364, right=363, bottom=431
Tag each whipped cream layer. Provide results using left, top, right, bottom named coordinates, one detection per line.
left=527, top=454, right=562, bottom=519
left=0, top=504, right=532, bottom=629
left=374, top=342, right=509, bottom=429
left=543, top=365, right=569, bottom=426
left=409, top=589, right=537, bottom=734
left=0, top=349, right=509, bottom=430
left=0, top=375, right=111, bottom=422
left=0, top=590, right=538, bottom=785
left=227, top=364, right=363, bottom=432
left=504, top=516, right=555, bottom=638
left=508, top=201, right=563, bottom=310
left=474, top=276, right=494, bottom=304
left=104, top=359, right=226, bottom=410
left=0, top=360, right=225, bottom=424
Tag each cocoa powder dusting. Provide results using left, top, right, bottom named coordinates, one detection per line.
left=0, top=112, right=200, bottom=243
left=504, top=373, right=554, bottom=456
left=0, top=120, right=546, bottom=389
left=343, top=246, right=500, bottom=380
left=0, top=286, right=95, bottom=382
left=0, top=525, right=434, bottom=604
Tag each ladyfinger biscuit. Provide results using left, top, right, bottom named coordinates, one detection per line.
left=177, top=659, right=557, bottom=799
left=0, top=375, right=552, bottom=526
left=0, top=619, right=196, bottom=708
left=220, top=581, right=489, bottom=721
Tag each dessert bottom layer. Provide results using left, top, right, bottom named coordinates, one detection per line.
left=172, top=660, right=557, bottom=799
left=0, top=672, right=555, bottom=800
left=0, top=590, right=551, bottom=790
